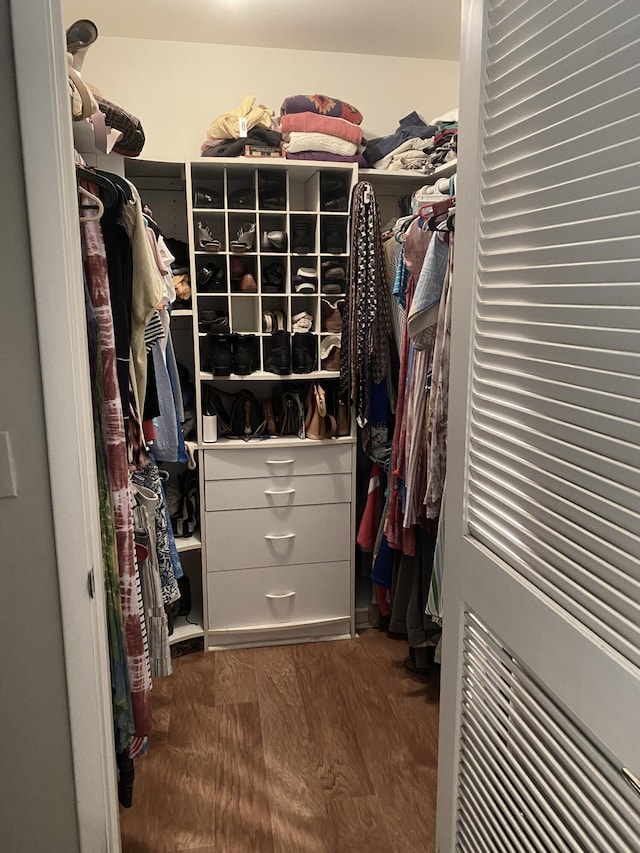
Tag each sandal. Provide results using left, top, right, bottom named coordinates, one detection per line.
left=231, top=222, right=256, bottom=253
left=197, top=220, right=222, bottom=252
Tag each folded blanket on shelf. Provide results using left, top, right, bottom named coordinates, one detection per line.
left=365, top=111, right=437, bottom=165
left=285, top=150, right=368, bottom=167
left=281, top=94, right=363, bottom=125
left=207, top=94, right=274, bottom=140
left=281, top=112, right=363, bottom=145
left=372, top=137, right=434, bottom=170
left=284, top=131, right=358, bottom=156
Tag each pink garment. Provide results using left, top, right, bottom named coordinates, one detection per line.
left=81, top=210, right=153, bottom=739
left=281, top=112, right=363, bottom=145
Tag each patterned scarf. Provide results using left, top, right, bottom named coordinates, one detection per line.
left=340, top=181, right=392, bottom=451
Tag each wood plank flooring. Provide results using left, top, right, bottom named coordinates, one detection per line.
left=119, top=630, right=440, bottom=853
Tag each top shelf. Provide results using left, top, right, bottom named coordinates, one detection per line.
left=359, top=159, right=457, bottom=187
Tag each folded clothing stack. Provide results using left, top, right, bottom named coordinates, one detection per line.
left=281, top=94, right=367, bottom=165
left=364, top=110, right=443, bottom=171
left=201, top=94, right=283, bottom=157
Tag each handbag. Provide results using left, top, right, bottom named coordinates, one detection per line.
left=96, top=96, right=146, bottom=157
left=230, top=391, right=267, bottom=440
left=272, top=384, right=305, bottom=438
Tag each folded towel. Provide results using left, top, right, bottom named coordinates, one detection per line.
left=281, top=112, right=363, bottom=145
left=207, top=94, right=273, bottom=140
left=285, top=150, right=368, bottom=167
left=285, top=132, right=357, bottom=156
left=281, top=94, right=363, bottom=125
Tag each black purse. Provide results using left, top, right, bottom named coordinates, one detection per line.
left=230, top=391, right=267, bottom=440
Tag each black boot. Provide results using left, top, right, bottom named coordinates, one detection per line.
left=265, top=330, right=291, bottom=375
left=208, top=333, right=233, bottom=376
left=233, top=334, right=259, bottom=375
left=292, top=332, right=317, bottom=374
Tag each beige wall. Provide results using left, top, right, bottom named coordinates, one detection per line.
left=0, top=3, right=80, bottom=850
left=80, top=36, right=460, bottom=161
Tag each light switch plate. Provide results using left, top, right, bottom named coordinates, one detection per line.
left=0, top=431, right=18, bottom=497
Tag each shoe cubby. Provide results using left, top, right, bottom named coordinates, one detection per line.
left=231, top=295, right=259, bottom=332
left=188, top=160, right=356, bottom=405
left=226, top=168, right=256, bottom=210
left=289, top=214, right=317, bottom=255
left=321, top=215, right=349, bottom=254
left=195, top=257, right=227, bottom=293
left=194, top=211, right=227, bottom=253
left=258, top=169, right=286, bottom=211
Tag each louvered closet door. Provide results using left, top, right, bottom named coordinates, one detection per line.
left=437, top=1, right=640, bottom=850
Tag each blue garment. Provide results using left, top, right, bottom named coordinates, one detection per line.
left=371, top=534, right=393, bottom=590
left=393, top=253, right=409, bottom=309
left=365, top=112, right=438, bottom=165
left=407, top=234, right=449, bottom=350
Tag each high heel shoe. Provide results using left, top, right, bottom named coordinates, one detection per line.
left=231, top=222, right=256, bottom=253
left=197, top=220, right=222, bottom=252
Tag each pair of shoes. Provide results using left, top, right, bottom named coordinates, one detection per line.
left=259, top=176, right=286, bottom=210
left=208, top=333, right=259, bottom=376
left=321, top=178, right=348, bottom=212
left=262, top=262, right=285, bottom=293
left=293, top=267, right=317, bottom=293
left=194, top=186, right=223, bottom=208
left=322, top=219, right=347, bottom=254
left=321, top=260, right=346, bottom=293
left=264, top=331, right=316, bottom=374
left=231, top=257, right=257, bottom=292
left=197, top=220, right=222, bottom=252
left=260, top=230, right=287, bottom=252
left=291, top=219, right=316, bottom=254
left=321, top=298, right=344, bottom=332
left=292, top=311, right=313, bottom=333
left=231, top=222, right=256, bottom=253
left=199, top=310, right=229, bottom=334
left=197, top=264, right=225, bottom=292
left=262, top=310, right=286, bottom=332
left=320, top=334, right=341, bottom=371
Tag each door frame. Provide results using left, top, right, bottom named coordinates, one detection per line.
left=9, top=1, right=120, bottom=849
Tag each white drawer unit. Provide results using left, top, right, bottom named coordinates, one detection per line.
left=205, top=503, right=351, bottom=572
left=205, top=473, right=351, bottom=511
left=203, top=443, right=352, bottom=481
left=207, top=561, right=351, bottom=631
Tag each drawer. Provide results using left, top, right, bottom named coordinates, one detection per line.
left=205, top=473, right=351, bottom=511
left=205, top=503, right=351, bottom=571
left=207, top=561, right=350, bottom=630
left=204, top=443, right=351, bottom=480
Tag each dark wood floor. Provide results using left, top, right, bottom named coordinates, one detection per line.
left=120, top=630, right=440, bottom=853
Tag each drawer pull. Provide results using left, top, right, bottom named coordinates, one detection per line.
left=264, top=532, right=296, bottom=541
left=265, top=591, right=296, bottom=600
left=264, top=488, right=296, bottom=496
left=265, top=458, right=295, bottom=465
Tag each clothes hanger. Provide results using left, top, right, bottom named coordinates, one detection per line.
left=95, top=169, right=134, bottom=203
left=78, top=184, right=104, bottom=221
left=75, top=164, right=119, bottom=209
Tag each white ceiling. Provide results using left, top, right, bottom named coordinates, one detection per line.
left=62, top=0, right=461, bottom=61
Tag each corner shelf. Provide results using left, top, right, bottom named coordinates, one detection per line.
left=169, top=615, right=205, bottom=645
left=175, top=531, right=201, bottom=552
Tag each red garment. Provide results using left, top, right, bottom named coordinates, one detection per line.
left=375, top=584, right=391, bottom=617
left=281, top=112, right=363, bottom=145
left=82, top=210, right=153, bottom=739
left=357, top=463, right=383, bottom=551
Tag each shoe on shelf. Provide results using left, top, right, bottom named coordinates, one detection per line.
left=320, top=334, right=341, bottom=371
left=238, top=273, right=258, bottom=293
left=291, top=220, right=315, bottom=254
left=260, top=230, right=288, bottom=252
left=228, top=187, right=255, bottom=209
left=292, top=311, right=313, bottom=333
left=208, top=333, right=233, bottom=376
left=265, top=330, right=291, bottom=375
left=232, top=334, right=259, bottom=375
left=322, top=219, right=346, bottom=254
left=199, top=309, right=229, bottom=333
left=197, top=220, right=222, bottom=252
left=293, top=266, right=317, bottom=293
left=196, top=264, right=225, bottom=292
left=262, top=262, right=285, bottom=293
left=322, top=195, right=348, bottom=212
left=321, top=298, right=344, bottom=332
left=230, top=222, right=256, bottom=253
left=292, top=331, right=317, bottom=374
left=321, top=263, right=346, bottom=294
left=194, top=187, right=223, bottom=208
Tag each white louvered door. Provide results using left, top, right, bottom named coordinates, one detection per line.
left=437, top=0, right=640, bottom=850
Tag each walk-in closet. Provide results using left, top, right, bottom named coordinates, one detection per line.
left=3, top=1, right=640, bottom=851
